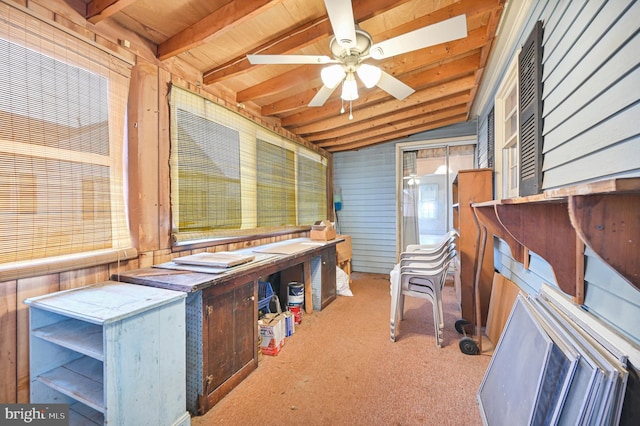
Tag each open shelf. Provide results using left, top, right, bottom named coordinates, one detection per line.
left=25, top=281, right=189, bottom=425
left=33, top=319, right=103, bottom=361
left=69, top=402, right=103, bottom=425
left=37, top=356, right=105, bottom=413
left=472, top=177, right=640, bottom=303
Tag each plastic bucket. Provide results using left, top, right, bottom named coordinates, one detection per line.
left=287, top=282, right=304, bottom=304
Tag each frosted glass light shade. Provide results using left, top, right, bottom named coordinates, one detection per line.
left=321, top=65, right=346, bottom=89
left=341, top=73, right=359, bottom=101
left=357, top=64, right=382, bottom=88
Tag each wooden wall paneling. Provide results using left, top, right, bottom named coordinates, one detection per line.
left=15, top=275, right=59, bottom=402
left=59, top=265, right=110, bottom=291
left=154, top=248, right=177, bottom=265
left=108, top=257, right=140, bottom=279
left=138, top=251, right=155, bottom=268
left=24, top=1, right=54, bottom=21
left=158, top=67, right=173, bottom=250
left=0, top=280, right=17, bottom=403
left=128, top=60, right=160, bottom=252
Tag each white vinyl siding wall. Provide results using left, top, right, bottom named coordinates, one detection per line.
left=333, top=122, right=477, bottom=275
left=476, top=0, right=640, bottom=343
left=333, top=144, right=397, bottom=275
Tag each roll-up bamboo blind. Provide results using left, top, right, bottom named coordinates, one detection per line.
left=0, top=3, right=134, bottom=280
left=169, top=86, right=327, bottom=243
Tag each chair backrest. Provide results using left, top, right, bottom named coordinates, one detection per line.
left=400, top=244, right=456, bottom=271
left=405, top=230, right=457, bottom=254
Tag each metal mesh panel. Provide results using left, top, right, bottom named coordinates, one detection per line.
left=185, top=292, right=203, bottom=414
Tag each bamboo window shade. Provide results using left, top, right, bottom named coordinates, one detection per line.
left=169, top=86, right=327, bottom=244
left=0, top=3, right=134, bottom=280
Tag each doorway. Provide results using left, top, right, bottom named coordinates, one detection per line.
left=399, top=141, right=475, bottom=252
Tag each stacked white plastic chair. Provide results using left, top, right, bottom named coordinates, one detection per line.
left=390, top=231, right=458, bottom=347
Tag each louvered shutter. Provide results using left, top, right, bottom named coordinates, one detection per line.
left=487, top=106, right=495, bottom=169
left=518, top=21, right=543, bottom=196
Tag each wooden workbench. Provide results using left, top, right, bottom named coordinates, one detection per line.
left=112, top=237, right=340, bottom=415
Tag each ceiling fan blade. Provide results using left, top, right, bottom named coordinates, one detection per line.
left=376, top=71, right=415, bottom=100
left=247, top=54, right=333, bottom=65
left=324, top=0, right=357, bottom=49
left=370, top=14, right=467, bottom=60
left=309, top=84, right=338, bottom=107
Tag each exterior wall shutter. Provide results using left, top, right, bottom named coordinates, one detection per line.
left=487, top=106, right=495, bottom=169
left=518, top=21, right=543, bottom=196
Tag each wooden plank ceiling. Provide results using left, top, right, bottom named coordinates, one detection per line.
left=67, top=0, right=505, bottom=152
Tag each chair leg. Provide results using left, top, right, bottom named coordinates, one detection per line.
left=437, top=284, right=444, bottom=331
left=390, top=272, right=402, bottom=342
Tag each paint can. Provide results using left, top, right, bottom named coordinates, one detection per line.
left=287, top=282, right=304, bottom=305
left=288, top=304, right=302, bottom=325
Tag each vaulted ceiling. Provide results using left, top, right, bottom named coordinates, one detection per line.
left=65, top=0, right=505, bottom=152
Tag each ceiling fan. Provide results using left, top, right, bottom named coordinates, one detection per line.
left=247, top=0, right=468, bottom=115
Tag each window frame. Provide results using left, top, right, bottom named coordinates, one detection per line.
left=0, top=3, right=135, bottom=281
left=169, top=85, right=328, bottom=247
left=494, top=54, right=521, bottom=199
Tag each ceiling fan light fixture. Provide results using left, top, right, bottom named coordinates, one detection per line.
left=341, top=72, right=358, bottom=101
left=357, top=64, right=381, bottom=88
left=320, top=64, right=346, bottom=89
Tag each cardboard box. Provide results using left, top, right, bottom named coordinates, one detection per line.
left=310, top=220, right=336, bottom=241
left=258, top=314, right=286, bottom=356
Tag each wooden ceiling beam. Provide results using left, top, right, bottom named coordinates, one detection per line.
left=203, top=17, right=331, bottom=85
left=157, top=0, right=282, bottom=61
left=282, top=74, right=477, bottom=130
left=202, top=0, right=413, bottom=84
left=83, top=0, right=136, bottom=24
left=236, top=64, right=321, bottom=103
left=370, top=0, right=499, bottom=43
left=304, top=92, right=471, bottom=142
left=326, top=115, right=468, bottom=152
left=316, top=105, right=469, bottom=148
left=376, top=26, right=488, bottom=80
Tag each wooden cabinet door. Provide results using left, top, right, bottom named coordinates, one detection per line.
left=320, top=246, right=337, bottom=309
left=233, top=280, right=255, bottom=371
left=206, top=287, right=235, bottom=390
left=205, top=280, right=256, bottom=391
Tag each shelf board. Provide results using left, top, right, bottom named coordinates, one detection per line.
left=37, top=357, right=105, bottom=414
left=33, top=319, right=103, bottom=361
left=471, top=177, right=640, bottom=297
left=69, top=402, right=103, bottom=426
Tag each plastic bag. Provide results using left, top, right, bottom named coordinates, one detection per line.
left=336, top=266, right=353, bottom=296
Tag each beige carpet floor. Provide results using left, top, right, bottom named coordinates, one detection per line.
left=192, top=272, right=492, bottom=425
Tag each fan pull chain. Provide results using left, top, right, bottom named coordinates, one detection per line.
left=340, top=98, right=345, bottom=114
left=349, top=101, right=353, bottom=120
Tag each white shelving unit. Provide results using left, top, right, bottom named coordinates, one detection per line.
left=25, top=281, right=190, bottom=426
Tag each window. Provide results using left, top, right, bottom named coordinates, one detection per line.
left=0, top=4, right=133, bottom=280
left=169, top=86, right=327, bottom=244
left=495, top=56, right=520, bottom=199
left=494, top=21, right=544, bottom=199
